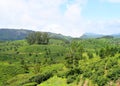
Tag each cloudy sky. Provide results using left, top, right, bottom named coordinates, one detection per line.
left=0, top=0, right=120, bottom=37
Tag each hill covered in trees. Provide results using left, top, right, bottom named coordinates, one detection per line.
left=0, top=29, right=72, bottom=41
left=0, top=35, right=120, bottom=86
left=0, top=29, right=33, bottom=40
left=1, top=29, right=120, bottom=41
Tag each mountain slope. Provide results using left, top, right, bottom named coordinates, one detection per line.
left=0, top=29, right=33, bottom=41
left=80, top=33, right=104, bottom=39
left=80, top=33, right=120, bottom=39
left=0, top=29, right=72, bottom=41
left=0, top=29, right=120, bottom=41
left=48, top=32, right=72, bottom=42
left=112, top=33, right=120, bottom=38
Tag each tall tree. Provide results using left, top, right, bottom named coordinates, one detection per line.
left=65, top=41, right=83, bottom=69
left=26, top=32, right=49, bottom=45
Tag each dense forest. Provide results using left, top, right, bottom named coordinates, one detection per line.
left=0, top=31, right=120, bottom=86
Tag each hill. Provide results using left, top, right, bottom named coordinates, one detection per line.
left=80, top=33, right=104, bottom=39
left=112, top=33, right=120, bottom=38
left=0, top=29, right=72, bottom=41
left=80, top=33, right=120, bottom=39
left=0, top=38, right=120, bottom=86
left=0, top=29, right=33, bottom=41
left=98, top=35, right=114, bottom=39
left=0, top=28, right=120, bottom=41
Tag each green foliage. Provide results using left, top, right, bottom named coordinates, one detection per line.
left=0, top=64, right=25, bottom=85
left=87, top=52, right=94, bottom=59
left=65, top=41, right=83, bottom=69
left=0, top=38, right=120, bottom=86
left=99, top=46, right=119, bottom=58
left=26, top=32, right=49, bottom=45
left=23, top=82, right=37, bottom=86
left=67, top=75, right=76, bottom=84
left=38, top=76, right=69, bottom=86
left=66, top=68, right=82, bottom=84
left=6, top=74, right=33, bottom=86
left=29, top=71, right=53, bottom=84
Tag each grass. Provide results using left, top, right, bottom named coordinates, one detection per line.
left=38, top=76, right=74, bottom=86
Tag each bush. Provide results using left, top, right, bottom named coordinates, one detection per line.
left=67, top=75, right=75, bottom=84
left=94, top=76, right=109, bottom=86
left=23, top=82, right=37, bottom=86
left=107, top=66, right=120, bottom=81
left=29, top=71, right=53, bottom=84
left=87, top=52, right=94, bottom=59
left=66, top=68, right=82, bottom=77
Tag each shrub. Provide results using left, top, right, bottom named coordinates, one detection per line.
left=29, top=71, right=53, bottom=84
left=23, top=82, right=37, bottom=86
left=67, top=75, right=75, bottom=84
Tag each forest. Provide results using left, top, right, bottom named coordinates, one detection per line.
left=0, top=32, right=120, bottom=86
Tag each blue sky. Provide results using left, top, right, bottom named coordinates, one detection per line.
left=82, top=0, right=120, bottom=20
left=0, top=0, right=120, bottom=37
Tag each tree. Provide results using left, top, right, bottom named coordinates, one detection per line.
left=26, top=32, right=36, bottom=45
left=87, top=52, right=94, bottom=59
left=99, top=48, right=106, bottom=58
left=35, top=32, right=42, bottom=44
left=65, top=41, right=84, bottom=69
left=20, top=58, right=29, bottom=73
left=26, top=32, right=49, bottom=45
left=42, top=32, right=49, bottom=44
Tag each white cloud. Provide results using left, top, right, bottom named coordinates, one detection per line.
left=64, top=4, right=82, bottom=22
left=0, top=0, right=87, bottom=37
left=101, top=0, right=120, bottom=3
left=109, top=0, right=120, bottom=3
left=85, top=19, right=120, bottom=35
left=0, top=0, right=120, bottom=37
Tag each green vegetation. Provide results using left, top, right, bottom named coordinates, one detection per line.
left=0, top=36, right=120, bottom=86
left=26, top=32, right=49, bottom=45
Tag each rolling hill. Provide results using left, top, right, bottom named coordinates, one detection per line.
left=80, top=33, right=104, bottom=39
left=0, top=29, right=72, bottom=41
left=0, top=29, right=33, bottom=41
left=0, top=29, right=120, bottom=41
left=80, top=33, right=120, bottom=39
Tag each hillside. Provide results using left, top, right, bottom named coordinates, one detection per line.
left=80, top=33, right=104, bottom=39
left=0, top=29, right=33, bottom=40
left=0, top=29, right=120, bottom=41
left=0, top=29, right=72, bottom=41
left=112, top=33, right=120, bottom=38
left=0, top=38, right=120, bottom=86
left=80, top=33, right=120, bottom=39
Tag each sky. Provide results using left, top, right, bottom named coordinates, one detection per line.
left=0, top=0, right=120, bottom=37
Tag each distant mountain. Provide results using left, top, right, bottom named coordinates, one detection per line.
left=80, top=33, right=120, bottom=39
left=0, top=29, right=33, bottom=41
left=0, top=29, right=120, bottom=41
left=48, top=32, right=72, bottom=41
left=112, top=33, right=120, bottom=38
left=80, top=33, right=104, bottom=39
left=98, top=35, right=114, bottom=39
left=0, top=29, right=72, bottom=41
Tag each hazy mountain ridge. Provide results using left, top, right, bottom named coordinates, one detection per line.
left=80, top=33, right=104, bottom=39
left=0, top=29, right=72, bottom=41
left=112, top=33, right=120, bottom=38
left=0, top=29, right=120, bottom=41
left=48, top=32, right=72, bottom=41
left=0, top=29, right=33, bottom=41
left=80, top=33, right=120, bottom=39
